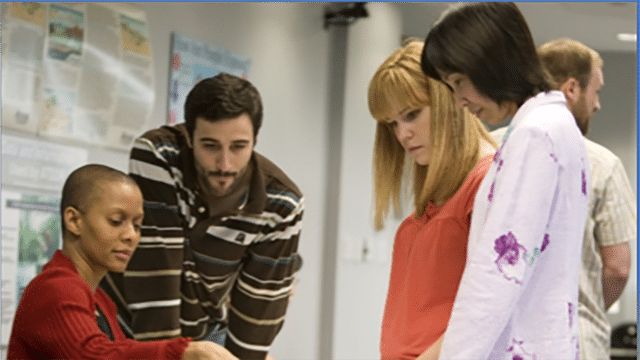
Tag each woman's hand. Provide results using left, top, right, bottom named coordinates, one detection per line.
left=416, top=335, right=444, bottom=360
left=182, top=340, right=239, bottom=360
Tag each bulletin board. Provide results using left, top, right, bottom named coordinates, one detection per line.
left=167, top=32, right=251, bottom=124
left=1, top=3, right=155, bottom=151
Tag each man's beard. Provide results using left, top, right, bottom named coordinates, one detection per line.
left=574, top=114, right=590, bottom=136
left=196, top=168, right=237, bottom=197
left=206, top=172, right=237, bottom=195
left=572, top=96, right=590, bottom=136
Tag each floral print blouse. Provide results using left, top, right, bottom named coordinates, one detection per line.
left=438, top=91, right=589, bottom=360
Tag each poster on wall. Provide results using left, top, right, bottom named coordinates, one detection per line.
left=167, top=32, right=251, bottom=124
left=1, top=134, right=88, bottom=347
left=1, top=191, right=61, bottom=345
left=2, top=134, right=89, bottom=192
left=1, top=3, right=155, bottom=151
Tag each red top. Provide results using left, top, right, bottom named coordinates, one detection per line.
left=380, top=155, right=492, bottom=360
left=7, top=250, right=191, bottom=360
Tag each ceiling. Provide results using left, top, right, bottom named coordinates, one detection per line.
left=396, top=2, right=638, bottom=53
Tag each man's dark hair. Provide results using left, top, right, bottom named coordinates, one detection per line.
left=421, top=2, right=551, bottom=107
left=184, top=73, right=263, bottom=140
left=60, top=164, right=138, bottom=233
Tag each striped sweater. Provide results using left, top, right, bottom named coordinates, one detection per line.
left=100, top=124, right=304, bottom=359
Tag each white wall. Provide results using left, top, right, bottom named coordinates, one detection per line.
left=331, top=4, right=405, bottom=359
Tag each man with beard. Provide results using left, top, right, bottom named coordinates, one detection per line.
left=101, top=73, right=304, bottom=360
left=492, top=38, right=635, bottom=360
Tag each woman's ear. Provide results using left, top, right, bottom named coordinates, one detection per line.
left=64, top=206, right=83, bottom=237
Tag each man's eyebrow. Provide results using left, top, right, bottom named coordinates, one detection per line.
left=198, top=138, right=252, bottom=144
left=198, top=137, right=220, bottom=143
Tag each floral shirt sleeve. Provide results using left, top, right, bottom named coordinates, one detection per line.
left=438, top=126, right=562, bottom=359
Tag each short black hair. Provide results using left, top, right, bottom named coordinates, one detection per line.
left=60, top=164, right=138, bottom=233
left=184, top=73, right=263, bottom=140
left=421, top=2, right=551, bottom=107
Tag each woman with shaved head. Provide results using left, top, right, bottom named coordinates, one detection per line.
left=7, top=164, right=238, bottom=360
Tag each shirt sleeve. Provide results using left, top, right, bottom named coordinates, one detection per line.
left=594, top=159, right=637, bottom=247
left=225, top=195, right=304, bottom=359
left=15, top=273, right=190, bottom=360
left=121, top=137, right=186, bottom=339
left=438, top=128, right=560, bottom=359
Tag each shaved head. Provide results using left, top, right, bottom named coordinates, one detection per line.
left=60, top=164, right=139, bottom=232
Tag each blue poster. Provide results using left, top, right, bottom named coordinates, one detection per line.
left=167, top=32, right=251, bottom=124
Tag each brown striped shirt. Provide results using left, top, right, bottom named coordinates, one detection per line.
left=100, top=124, right=304, bottom=359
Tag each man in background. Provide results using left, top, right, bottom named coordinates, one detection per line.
left=492, top=38, right=635, bottom=360
left=101, top=73, right=304, bottom=360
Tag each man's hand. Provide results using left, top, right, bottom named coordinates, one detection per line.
left=182, top=340, right=239, bottom=360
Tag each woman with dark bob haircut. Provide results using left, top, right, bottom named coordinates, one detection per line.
left=421, top=3, right=589, bottom=359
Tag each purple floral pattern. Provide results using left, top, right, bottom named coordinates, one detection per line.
left=550, top=152, right=558, bottom=163
left=581, top=169, right=587, bottom=195
left=487, top=126, right=512, bottom=204
left=541, top=234, right=549, bottom=252
left=568, top=302, right=574, bottom=328
left=493, top=148, right=504, bottom=173
left=494, top=232, right=527, bottom=284
left=491, top=140, right=506, bottom=172
left=507, top=338, right=537, bottom=360
left=522, top=234, right=550, bottom=266
left=488, top=181, right=495, bottom=202
left=493, top=149, right=501, bottom=163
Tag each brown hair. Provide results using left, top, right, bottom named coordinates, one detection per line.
left=538, top=37, right=603, bottom=90
left=368, top=41, right=496, bottom=230
left=184, top=73, right=263, bottom=140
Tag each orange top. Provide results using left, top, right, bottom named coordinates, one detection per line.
left=380, top=155, right=492, bottom=360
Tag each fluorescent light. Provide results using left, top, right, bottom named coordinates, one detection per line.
left=616, top=33, right=637, bottom=42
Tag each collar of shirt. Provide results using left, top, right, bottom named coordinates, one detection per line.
left=507, top=91, right=566, bottom=131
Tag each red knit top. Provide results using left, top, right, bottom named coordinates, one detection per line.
left=7, top=250, right=191, bottom=360
left=380, top=155, right=492, bottom=360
